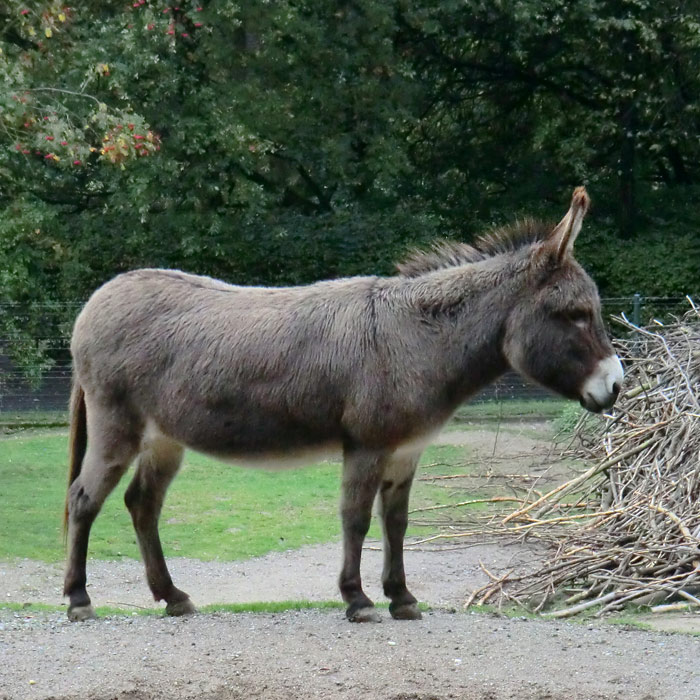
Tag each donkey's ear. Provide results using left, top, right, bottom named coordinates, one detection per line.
left=547, top=186, right=590, bottom=261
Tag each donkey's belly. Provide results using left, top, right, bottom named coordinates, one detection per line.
left=204, top=427, right=440, bottom=470
left=149, top=401, right=346, bottom=463
left=208, top=443, right=343, bottom=470
left=144, top=409, right=440, bottom=470
left=142, top=416, right=342, bottom=469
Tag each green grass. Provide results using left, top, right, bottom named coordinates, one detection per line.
left=1, top=432, right=340, bottom=561
left=0, top=432, right=475, bottom=562
left=0, top=600, right=347, bottom=617
left=0, top=602, right=62, bottom=614
left=200, top=600, right=347, bottom=614
left=1, top=599, right=432, bottom=618
left=605, top=615, right=655, bottom=632
left=0, top=410, right=69, bottom=433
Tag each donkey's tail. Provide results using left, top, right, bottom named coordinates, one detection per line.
left=64, top=380, right=87, bottom=537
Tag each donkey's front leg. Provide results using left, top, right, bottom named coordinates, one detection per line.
left=380, top=452, right=422, bottom=620
left=339, top=448, right=383, bottom=622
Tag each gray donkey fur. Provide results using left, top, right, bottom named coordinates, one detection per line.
left=64, top=187, right=623, bottom=622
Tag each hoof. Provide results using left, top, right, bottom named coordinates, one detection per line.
left=347, top=606, right=382, bottom=623
left=390, top=602, right=422, bottom=620
left=166, top=598, right=197, bottom=617
left=67, top=604, right=96, bottom=622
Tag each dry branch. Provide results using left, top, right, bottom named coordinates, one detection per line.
left=460, top=305, right=700, bottom=616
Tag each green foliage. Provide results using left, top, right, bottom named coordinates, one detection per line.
left=578, top=226, right=700, bottom=298
left=577, top=185, right=700, bottom=297
left=1, top=1, right=699, bottom=381
left=0, top=1, right=450, bottom=297
left=2, top=1, right=697, bottom=289
left=399, top=0, right=700, bottom=236
left=553, top=403, right=586, bottom=436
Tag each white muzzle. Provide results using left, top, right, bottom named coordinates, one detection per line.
left=580, top=355, right=624, bottom=412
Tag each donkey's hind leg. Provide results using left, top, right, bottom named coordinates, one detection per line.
left=124, top=436, right=194, bottom=616
left=339, top=448, right=384, bottom=622
left=380, top=452, right=422, bottom=620
left=64, top=406, right=140, bottom=621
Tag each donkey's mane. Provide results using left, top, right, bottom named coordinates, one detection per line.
left=396, top=217, right=553, bottom=277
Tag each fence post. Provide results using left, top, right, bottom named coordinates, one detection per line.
left=633, top=292, right=642, bottom=326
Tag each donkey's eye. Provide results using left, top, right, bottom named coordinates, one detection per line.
left=566, top=309, right=590, bottom=326
left=555, top=308, right=589, bottom=326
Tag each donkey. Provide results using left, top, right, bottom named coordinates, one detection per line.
left=63, top=187, right=622, bottom=623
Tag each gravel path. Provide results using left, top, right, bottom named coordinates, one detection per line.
left=2, top=605, right=699, bottom=700
left=2, top=542, right=700, bottom=700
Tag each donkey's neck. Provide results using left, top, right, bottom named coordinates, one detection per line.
left=392, top=254, right=529, bottom=407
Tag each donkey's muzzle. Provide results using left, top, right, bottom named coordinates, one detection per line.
left=579, top=355, right=624, bottom=413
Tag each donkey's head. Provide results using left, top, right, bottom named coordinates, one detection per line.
left=502, top=187, right=623, bottom=412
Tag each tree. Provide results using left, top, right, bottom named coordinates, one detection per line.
left=0, top=0, right=698, bottom=311
left=0, top=0, right=445, bottom=302
left=397, top=0, right=700, bottom=242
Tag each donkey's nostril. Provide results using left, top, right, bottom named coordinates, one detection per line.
left=612, top=381, right=620, bottom=396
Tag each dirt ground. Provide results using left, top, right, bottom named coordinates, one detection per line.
left=2, top=424, right=700, bottom=699
left=3, top=606, right=700, bottom=700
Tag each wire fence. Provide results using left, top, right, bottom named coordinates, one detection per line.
left=0, top=294, right=696, bottom=421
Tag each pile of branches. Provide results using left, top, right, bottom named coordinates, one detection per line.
left=468, top=303, right=700, bottom=617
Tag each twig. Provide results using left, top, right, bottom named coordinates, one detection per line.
left=409, top=496, right=522, bottom=514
